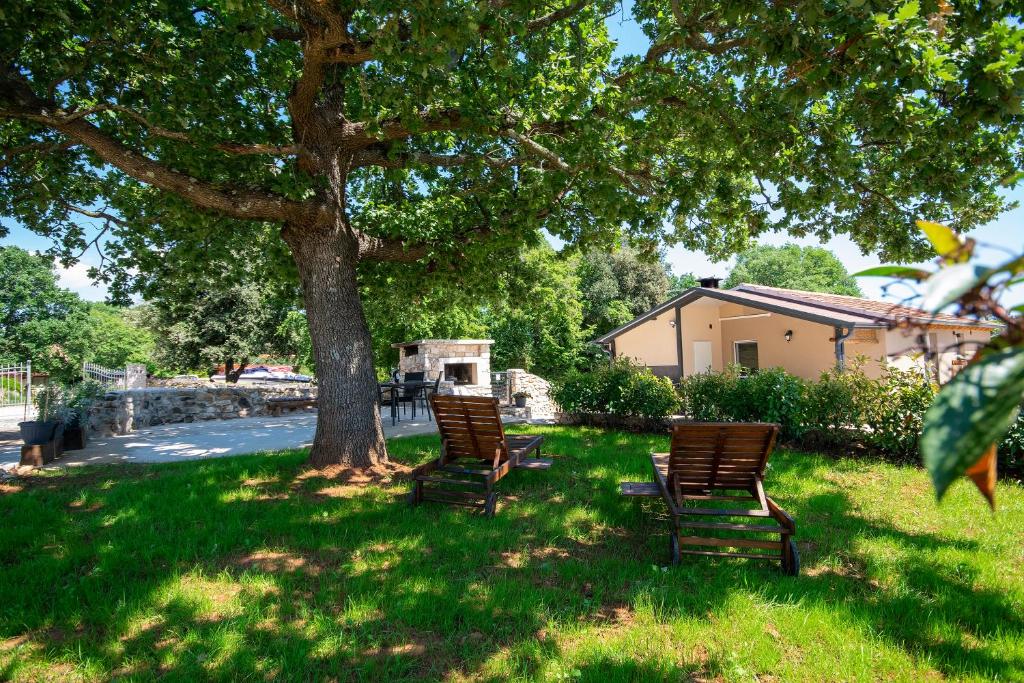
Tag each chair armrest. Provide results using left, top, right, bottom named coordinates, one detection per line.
left=766, top=497, right=796, bottom=533
left=650, top=452, right=680, bottom=516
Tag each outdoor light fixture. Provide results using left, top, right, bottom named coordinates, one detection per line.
left=784, top=329, right=793, bottom=342
left=669, top=320, right=676, bottom=328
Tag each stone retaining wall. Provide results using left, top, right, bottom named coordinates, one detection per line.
left=87, top=386, right=317, bottom=436
left=506, top=369, right=559, bottom=419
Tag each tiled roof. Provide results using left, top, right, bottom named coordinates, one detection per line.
left=593, top=282, right=997, bottom=343
left=734, top=284, right=997, bottom=329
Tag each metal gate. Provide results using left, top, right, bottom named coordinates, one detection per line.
left=83, top=361, right=126, bottom=389
left=0, top=360, right=32, bottom=409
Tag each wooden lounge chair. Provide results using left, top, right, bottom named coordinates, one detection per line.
left=409, top=394, right=549, bottom=516
left=621, top=422, right=799, bottom=575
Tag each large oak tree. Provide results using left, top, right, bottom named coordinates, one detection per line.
left=2, top=0, right=1021, bottom=467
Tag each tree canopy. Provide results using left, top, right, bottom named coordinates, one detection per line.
left=148, top=282, right=287, bottom=381
left=0, top=246, right=92, bottom=381
left=2, top=0, right=1022, bottom=466
left=578, top=244, right=673, bottom=334
left=724, top=243, right=863, bottom=296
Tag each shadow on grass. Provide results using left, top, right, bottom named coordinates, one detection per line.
left=0, top=426, right=1020, bottom=680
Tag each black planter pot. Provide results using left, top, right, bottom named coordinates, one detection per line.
left=18, top=420, right=58, bottom=446
left=514, top=396, right=528, bottom=408
left=64, top=424, right=88, bottom=450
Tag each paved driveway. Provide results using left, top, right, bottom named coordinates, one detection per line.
left=0, top=412, right=448, bottom=469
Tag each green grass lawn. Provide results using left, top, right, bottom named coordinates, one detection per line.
left=1, top=425, right=1022, bottom=682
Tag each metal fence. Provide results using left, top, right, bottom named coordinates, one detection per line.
left=83, top=361, right=126, bottom=389
left=0, top=361, right=31, bottom=409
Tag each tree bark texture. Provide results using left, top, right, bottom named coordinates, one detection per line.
left=284, top=219, right=388, bottom=468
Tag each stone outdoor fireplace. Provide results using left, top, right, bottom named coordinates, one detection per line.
left=392, top=339, right=493, bottom=395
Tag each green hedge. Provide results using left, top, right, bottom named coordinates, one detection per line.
left=678, top=364, right=1023, bottom=472
left=552, top=360, right=1024, bottom=474
left=551, top=359, right=679, bottom=419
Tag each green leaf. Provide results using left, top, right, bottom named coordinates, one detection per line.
left=917, top=220, right=965, bottom=260
left=920, top=263, right=989, bottom=312
left=1000, top=170, right=1024, bottom=186
left=895, top=1, right=920, bottom=22
left=854, top=265, right=931, bottom=279
left=921, top=347, right=1024, bottom=500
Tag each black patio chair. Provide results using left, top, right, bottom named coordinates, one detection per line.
left=395, top=374, right=424, bottom=419
left=422, top=372, right=443, bottom=421
left=377, top=384, right=397, bottom=426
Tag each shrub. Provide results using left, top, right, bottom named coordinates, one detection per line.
left=678, top=364, right=940, bottom=462
left=861, top=368, right=935, bottom=458
left=678, top=365, right=808, bottom=441
left=552, top=359, right=679, bottom=419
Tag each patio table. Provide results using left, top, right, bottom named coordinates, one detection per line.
left=378, top=381, right=434, bottom=422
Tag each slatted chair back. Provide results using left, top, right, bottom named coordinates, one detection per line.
left=668, top=422, right=778, bottom=491
left=430, top=394, right=509, bottom=466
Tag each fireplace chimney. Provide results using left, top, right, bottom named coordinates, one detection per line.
left=698, top=276, right=721, bottom=289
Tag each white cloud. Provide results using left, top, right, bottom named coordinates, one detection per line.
left=57, top=261, right=109, bottom=302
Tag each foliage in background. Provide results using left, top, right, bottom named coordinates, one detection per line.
left=0, top=246, right=159, bottom=381
left=552, top=359, right=679, bottom=419
left=0, top=246, right=92, bottom=382
left=486, top=246, right=590, bottom=379
left=276, top=310, right=315, bottom=375
left=858, top=219, right=1024, bottom=505
left=86, top=303, right=156, bottom=370
left=724, top=243, right=863, bottom=296
left=577, top=244, right=674, bottom=336
left=666, top=272, right=700, bottom=299
left=147, top=283, right=288, bottom=382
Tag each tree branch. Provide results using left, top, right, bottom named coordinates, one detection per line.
left=60, top=104, right=301, bottom=156
left=526, top=0, right=591, bottom=31
left=352, top=148, right=518, bottom=169
left=0, top=139, right=76, bottom=171
left=0, top=71, right=319, bottom=224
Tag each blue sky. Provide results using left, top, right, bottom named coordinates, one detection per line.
left=2, top=3, right=1021, bottom=307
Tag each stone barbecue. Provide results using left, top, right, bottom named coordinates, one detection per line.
left=392, top=339, right=493, bottom=394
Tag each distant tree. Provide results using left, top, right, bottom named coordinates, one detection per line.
left=0, top=246, right=91, bottom=381
left=578, top=245, right=670, bottom=334
left=150, top=283, right=284, bottom=382
left=86, top=303, right=155, bottom=370
left=276, top=310, right=315, bottom=375
left=486, top=245, right=588, bottom=379
left=724, top=244, right=863, bottom=296
left=666, top=272, right=700, bottom=299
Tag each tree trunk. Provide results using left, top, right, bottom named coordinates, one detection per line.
left=224, top=359, right=247, bottom=384
left=284, top=221, right=388, bottom=468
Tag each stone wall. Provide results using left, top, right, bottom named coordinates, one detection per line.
left=506, top=369, right=559, bottom=419
left=87, top=386, right=317, bottom=436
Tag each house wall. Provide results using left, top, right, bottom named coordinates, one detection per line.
left=610, top=296, right=991, bottom=384
left=719, top=314, right=851, bottom=380
left=680, top=303, right=723, bottom=376
left=886, top=327, right=990, bottom=383
left=612, top=309, right=679, bottom=377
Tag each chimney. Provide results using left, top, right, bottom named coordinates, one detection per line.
left=698, top=276, right=721, bottom=289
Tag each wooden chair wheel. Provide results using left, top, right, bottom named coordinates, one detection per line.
left=669, top=533, right=681, bottom=565
left=783, top=539, right=800, bottom=576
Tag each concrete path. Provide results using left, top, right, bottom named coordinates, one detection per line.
left=0, top=411, right=448, bottom=469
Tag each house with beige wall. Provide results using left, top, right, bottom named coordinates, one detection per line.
left=594, top=282, right=997, bottom=383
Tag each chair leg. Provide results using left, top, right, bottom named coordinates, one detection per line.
left=409, top=479, right=423, bottom=506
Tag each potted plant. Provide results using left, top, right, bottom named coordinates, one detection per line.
left=64, top=380, right=104, bottom=450
left=512, top=391, right=531, bottom=408
left=18, top=383, right=66, bottom=446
